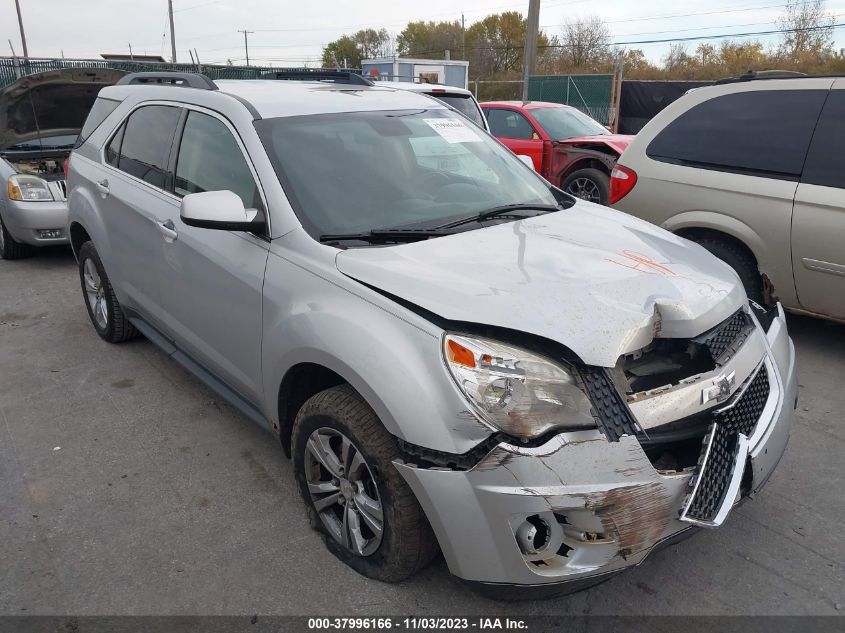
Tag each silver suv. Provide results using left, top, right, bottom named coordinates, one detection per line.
left=67, top=71, right=797, bottom=595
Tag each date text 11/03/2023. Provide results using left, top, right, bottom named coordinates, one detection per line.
left=307, top=617, right=529, bottom=630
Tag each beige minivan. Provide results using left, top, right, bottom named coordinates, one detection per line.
left=610, top=73, right=845, bottom=322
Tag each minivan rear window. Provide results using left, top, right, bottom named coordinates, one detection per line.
left=646, top=89, right=828, bottom=179
left=802, top=90, right=845, bottom=190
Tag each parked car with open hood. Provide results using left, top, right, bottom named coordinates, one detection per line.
left=610, top=72, right=845, bottom=322
left=481, top=100, right=633, bottom=205
left=0, top=67, right=124, bottom=259
left=67, top=71, right=796, bottom=596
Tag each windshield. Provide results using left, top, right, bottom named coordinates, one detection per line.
left=531, top=106, right=608, bottom=139
left=430, top=94, right=485, bottom=128
left=255, top=109, right=558, bottom=239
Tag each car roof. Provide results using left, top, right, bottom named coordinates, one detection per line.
left=372, top=81, right=474, bottom=96
left=481, top=100, right=570, bottom=110
left=101, top=79, right=449, bottom=119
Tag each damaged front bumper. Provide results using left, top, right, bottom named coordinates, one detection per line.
left=395, top=305, right=797, bottom=587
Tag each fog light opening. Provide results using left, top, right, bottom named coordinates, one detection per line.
left=37, top=229, right=63, bottom=239
left=515, top=514, right=551, bottom=555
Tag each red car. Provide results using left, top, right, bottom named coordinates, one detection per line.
left=481, top=101, right=633, bottom=205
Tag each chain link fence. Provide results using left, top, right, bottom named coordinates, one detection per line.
left=527, top=74, right=615, bottom=126
left=0, top=57, right=354, bottom=88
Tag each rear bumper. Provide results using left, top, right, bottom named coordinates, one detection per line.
left=396, top=307, right=796, bottom=587
left=2, top=199, right=69, bottom=246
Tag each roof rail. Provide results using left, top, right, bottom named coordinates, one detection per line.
left=116, top=72, right=218, bottom=90
left=714, top=69, right=808, bottom=85
left=260, top=69, right=374, bottom=86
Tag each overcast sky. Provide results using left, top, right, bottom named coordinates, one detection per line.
left=1, top=0, right=843, bottom=66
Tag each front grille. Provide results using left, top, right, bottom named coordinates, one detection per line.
left=681, top=364, right=770, bottom=524
left=702, top=309, right=754, bottom=364
left=714, top=365, right=770, bottom=436
left=684, top=424, right=740, bottom=521
left=579, top=367, right=640, bottom=441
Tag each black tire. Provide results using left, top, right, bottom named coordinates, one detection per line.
left=562, top=168, right=610, bottom=205
left=0, top=215, right=32, bottom=260
left=77, top=241, right=138, bottom=343
left=292, top=384, right=439, bottom=583
left=693, top=237, right=764, bottom=303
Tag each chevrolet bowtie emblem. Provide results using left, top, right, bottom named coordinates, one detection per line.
left=701, top=371, right=736, bottom=405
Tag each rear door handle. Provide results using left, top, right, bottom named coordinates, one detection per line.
left=156, top=219, right=178, bottom=242
left=95, top=179, right=109, bottom=196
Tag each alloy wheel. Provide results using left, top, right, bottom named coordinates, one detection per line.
left=304, top=427, right=384, bottom=556
left=82, top=258, right=108, bottom=329
left=566, top=177, right=601, bottom=203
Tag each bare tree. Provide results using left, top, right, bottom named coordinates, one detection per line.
left=560, top=16, right=611, bottom=68
left=777, top=0, right=835, bottom=61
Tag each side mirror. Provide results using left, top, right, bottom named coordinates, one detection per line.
left=517, top=154, right=536, bottom=171
left=180, top=190, right=265, bottom=232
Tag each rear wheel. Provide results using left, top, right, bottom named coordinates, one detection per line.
left=77, top=241, right=138, bottom=343
left=562, top=168, right=610, bottom=205
left=692, top=237, right=764, bottom=303
left=0, top=215, right=32, bottom=260
left=292, top=384, right=438, bottom=582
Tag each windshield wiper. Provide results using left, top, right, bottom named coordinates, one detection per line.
left=319, top=227, right=453, bottom=244
left=432, top=203, right=560, bottom=230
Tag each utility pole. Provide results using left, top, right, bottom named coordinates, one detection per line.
left=168, top=0, right=177, bottom=63
left=238, top=29, right=254, bottom=66
left=461, top=13, right=466, bottom=60
left=521, top=0, right=540, bottom=101
left=13, top=0, right=28, bottom=59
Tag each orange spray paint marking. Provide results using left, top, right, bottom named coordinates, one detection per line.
left=606, top=251, right=676, bottom=276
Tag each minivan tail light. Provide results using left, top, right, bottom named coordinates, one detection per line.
left=63, top=157, right=70, bottom=180
left=609, top=164, right=637, bottom=205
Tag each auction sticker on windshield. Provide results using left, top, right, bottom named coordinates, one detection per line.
left=424, top=118, right=482, bottom=143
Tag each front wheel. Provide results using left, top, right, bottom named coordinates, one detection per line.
left=562, top=168, right=610, bottom=205
left=292, top=385, right=438, bottom=582
left=0, top=215, right=32, bottom=260
left=77, top=241, right=138, bottom=343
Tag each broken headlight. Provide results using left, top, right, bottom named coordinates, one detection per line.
left=442, top=334, right=596, bottom=439
left=7, top=174, right=54, bottom=201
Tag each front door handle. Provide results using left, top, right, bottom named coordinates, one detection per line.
left=95, top=179, right=109, bottom=197
left=156, top=219, right=178, bottom=242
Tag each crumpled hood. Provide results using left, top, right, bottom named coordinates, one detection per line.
left=335, top=203, right=745, bottom=367
left=556, top=133, right=633, bottom=155
left=0, top=68, right=126, bottom=151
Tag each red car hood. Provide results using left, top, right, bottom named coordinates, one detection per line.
left=555, top=134, right=634, bottom=154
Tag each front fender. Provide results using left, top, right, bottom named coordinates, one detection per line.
left=67, top=155, right=119, bottom=286
left=260, top=245, right=495, bottom=455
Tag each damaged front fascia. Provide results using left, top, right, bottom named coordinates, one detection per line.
left=474, top=433, right=688, bottom=562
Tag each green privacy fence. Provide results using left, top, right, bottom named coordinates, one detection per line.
left=0, top=57, right=354, bottom=88
left=527, top=74, right=615, bottom=126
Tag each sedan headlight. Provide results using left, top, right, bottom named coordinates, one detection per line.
left=443, top=334, right=596, bottom=439
left=7, top=174, right=54, bottom=201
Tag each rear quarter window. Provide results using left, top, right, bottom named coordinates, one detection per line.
left=74, top=97, right=121, bottom=149
left=646, top=89, right=828, bottom=179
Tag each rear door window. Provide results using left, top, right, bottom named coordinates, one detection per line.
left=485, top=109, right=536, bottom=140
left=112, top=105, right=181, bottom=189
left=646, top=89, right=828, bottom=179
left=174, top=110, right=263, bottom=211
left=802, top=90, right=845, bottom=189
